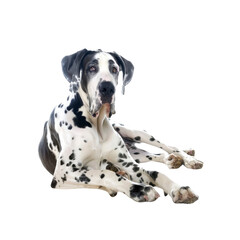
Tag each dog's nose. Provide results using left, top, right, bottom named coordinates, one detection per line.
left=99, top=81, right=115, bottom=99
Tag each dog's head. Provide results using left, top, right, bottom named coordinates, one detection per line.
left=61, top=49, right=134, bottom=117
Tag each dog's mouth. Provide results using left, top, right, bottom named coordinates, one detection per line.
left=90, top=99, right=115, bottom=118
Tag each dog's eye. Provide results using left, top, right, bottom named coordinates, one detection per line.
left=112, top=67, right=118, bottom=74
left=89, top=66, right=96, bottom=72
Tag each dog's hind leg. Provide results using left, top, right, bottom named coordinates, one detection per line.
left=112, top=124, right=203, bottom=169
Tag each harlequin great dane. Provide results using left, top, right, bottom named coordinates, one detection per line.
left=38, top=49, right=203, bottom=203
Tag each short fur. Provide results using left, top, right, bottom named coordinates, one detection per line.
left=38, top=49, right=203, bottom=203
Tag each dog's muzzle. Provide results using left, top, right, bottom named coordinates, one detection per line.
left=99, top=81, right=115, bottom=104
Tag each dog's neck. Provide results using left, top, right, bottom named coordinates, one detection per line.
left=76, top=87, right=112, bottom=140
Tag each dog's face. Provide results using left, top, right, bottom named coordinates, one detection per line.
left=61, top=49, right=134, bottom=117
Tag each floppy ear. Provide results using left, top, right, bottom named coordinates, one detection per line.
left=109, top=52, right=134, bottom=94
left=61, top=49, right=89, bottom=82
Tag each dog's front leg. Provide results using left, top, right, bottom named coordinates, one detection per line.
left=51, top=156, right=159, bottom=202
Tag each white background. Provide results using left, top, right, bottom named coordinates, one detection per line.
left=1, top=0, right=239, bottom=239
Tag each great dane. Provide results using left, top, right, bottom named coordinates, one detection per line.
left=38, top=49, right=203, bottom=203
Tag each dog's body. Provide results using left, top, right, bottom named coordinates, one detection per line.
left=39, top=49, right=203, bottom=203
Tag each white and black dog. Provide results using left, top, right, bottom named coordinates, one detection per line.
left=38, top=49, right=203, bottom=203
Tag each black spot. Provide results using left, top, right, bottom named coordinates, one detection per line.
left=133, top=152, right=140, bottom=155
left=79, top=174, right=91, bottom=184
left=54, top=113, right=57, bottom=118
left=150, top=136, right=155, bottom=141
left=51, top=178, right=57, bottom=188
left=149, top=182, right=156, bottom=187
left=69, top=153, right=75, bottom=160
left=137, top=172, right=142, bottom=177
left=146, top=155, right=152, bottom=160
left=129, top=185, right=145, bottom=199
left=84, top=140, right=87, bottom=143
left=64, top=109, right=67, bottom=114
left=68, top=124, right=73, bottom=130
left=106, top=162, right=119, bottom=172
left=79, top=148, right=82, bottom=151
left=60, top=160, right=65, bottom=165
left=67, top=93, right=92, bottom=129
left=115, top=127, right=120, bottom=132
left=61, top=174, right=67, bottom=183
left=134, top=136, right=141, bottom=141
left=100, top=174, right=105, bottom=179
left=147, top=171, right=159, bottom=181
left=118, top=159, right=124, bottom=163
left=122, top=162, right=127, bottom=166
left=126, top=162, right=133, bottom=167
left=59, top=122, right=62, bottom=127
left=132, top=165, right=140, bottom=172
left=135, top=159, right=140, bottom=163
left=66, top=161, right=72, bottom=167
left=72, top=164, right=79, bottom=172
left=118, top=153, right=127, bottom=159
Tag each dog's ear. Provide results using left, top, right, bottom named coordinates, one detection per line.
left=109, top=52, right=134, bottom=94
left=61, top=49, right=90, bottom=82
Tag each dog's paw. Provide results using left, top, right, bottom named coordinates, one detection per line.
left=183, top=149, right=195, bottom=156
left=165, top=154, right=183, bottom=169
left=129, top=184, right=160, bottom=202
left=171, top=186, right=198, bottom=204
left=183, top=156, right=203, bottom=169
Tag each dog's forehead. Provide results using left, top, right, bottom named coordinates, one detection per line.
left=93, top=52, right=117, bottom=66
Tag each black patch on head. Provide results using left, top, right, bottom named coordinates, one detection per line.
left=80, top=52, right=100, bottom=93
left=108, top=52, right=134, bottom=94
left=67, top=93, right=92, bottom=128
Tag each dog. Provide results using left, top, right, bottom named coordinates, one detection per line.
left=38, top=49, right=203, bottom=203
